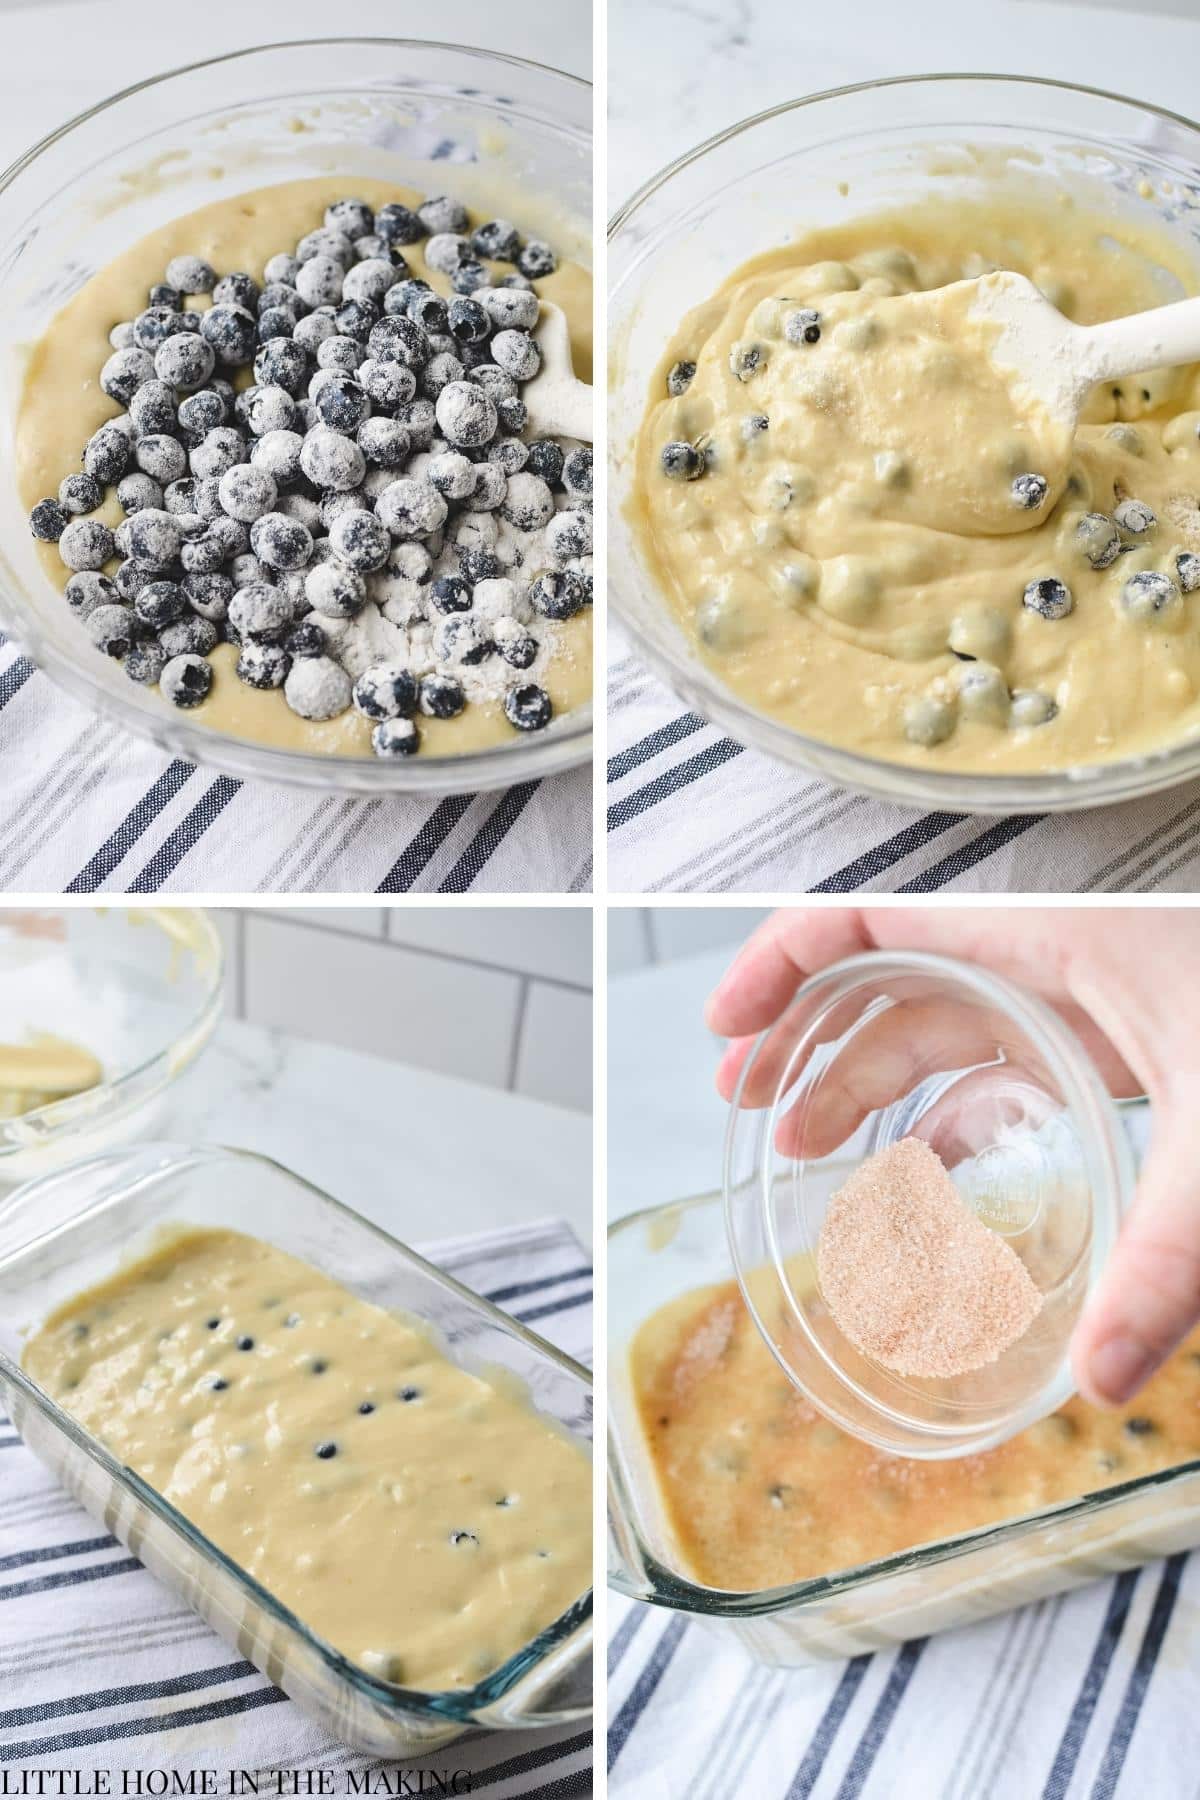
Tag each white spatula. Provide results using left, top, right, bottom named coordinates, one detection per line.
left=522, top=300, right=593, bottom=442
left=969, top=270, right=1200, bottom=429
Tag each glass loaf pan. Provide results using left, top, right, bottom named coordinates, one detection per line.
left=607, top=1180, right=1200, bottom=1667
left=0, top=1144, right=593, bottom=1757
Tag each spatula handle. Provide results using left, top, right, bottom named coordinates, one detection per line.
left=1078, top=293, right=1200, bottom=387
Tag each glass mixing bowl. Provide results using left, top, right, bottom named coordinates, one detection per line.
left=609, top=73, right=1200, bottom=814
left=0, top=39, right=592, bottom=797
left=0, top=908, right=222, bottom=1187
left=723, top=951, right=1133, bottom=1457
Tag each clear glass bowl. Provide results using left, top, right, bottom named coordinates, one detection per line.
left=609, top=74, right=1200, bottom=813
left=723, top=951, right=1133, bottom=1457
left=608, top=1149, right=1200, bottom=1668
left=0, top=39, right=592, bottom=797
left=0, top=908, right=222, bottom=1189
left=0, top=1143, right=593, bottom=1756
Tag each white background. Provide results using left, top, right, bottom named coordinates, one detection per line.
left=209, top=904, right=592, bottom=1111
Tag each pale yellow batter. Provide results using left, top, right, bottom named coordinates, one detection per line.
left=634, top=192, right=1200, bottom=773
left=0, top=1032, right=102, bottom=1120
left=632, top=1271, right=1200, bottom=1592
left=24, top=1227, right=592, bottom=1689
left=19, top=178, right=593, bottom=759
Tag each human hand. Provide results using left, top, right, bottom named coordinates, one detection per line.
left=705, top=906, right=1200, bottom=1409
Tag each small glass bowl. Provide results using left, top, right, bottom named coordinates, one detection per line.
left=609, top=74, right=1200, bottom=813
left=723, top=951, right=1134, bottom=1457
left=0, top=39, right=592, bottom=797
left=0, top=908, right=222, bottom=1188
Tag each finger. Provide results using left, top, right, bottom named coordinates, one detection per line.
left=705, top=909, right=872, bottom=1038
left=1071, top=1104, right=1200, bottom=1406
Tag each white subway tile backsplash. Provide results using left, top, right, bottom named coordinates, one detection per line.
left=243, top=914, right=521, bottom=1088
left=384, top=906, right=592, bottom=986
left=515, top=981, right=593, bottom=1111
left=207, top=909, right=243, bottom=1014
left=648, top=908, right=770, bottom=966
left=608, top=908, right=652, bottom=977
left=260, top=906, right=387, bottom=939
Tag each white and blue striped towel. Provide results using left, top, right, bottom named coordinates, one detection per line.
left=607, top=639, right=1200, bottom=895
left=608, top=1549, right=1199, bottom=1798
left=0, top=637, right=592, bottom=895
left=0, top=1216, right=593, bottom=1790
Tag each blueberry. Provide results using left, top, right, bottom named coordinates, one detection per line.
left=490, top=329, right=540, bottom=382
left=353, top=661, right=419, bottom=721
left=57, top=472, right=102, bottom=517
left=419, top=196, right=469, bottom=236
left=407, top=290, right=449, bottom=335
left=30, top=498, right=68, bottom=541
left=126, top=510, right=183, bottom=566
left=300, top=427, right=366, bottom=494
left=661, top=440, right=704, bottom=481
left=472, top=463, right=508, bottom=511
left=60, top=518, right=115, bottom=571
left=85, top=604, right=134, bottom=658
left=84, top=423, right=131, bottom=484
left=206, top=1317, right=220, bottom=1329
left=458, top=546, right=501, bottom=585
left=376, top=202, right=425, bottom=246
left=191, top=426, right=246, bottom=481
left=148, top=283, right=181, bottom=309
left=1022, top=577, right=1073, bottom=621
left=357, top=417, right=410, bottom=469
left=431, top=574, right=473, bottom=614
left=155, top=333, right=215, bottom=390
left=525, top=440, right=565, bottom=488
left=562, top=448, right=592, bottom=500
left=358, top=1400, right=377, bottom=1415
left=258, top=282, right=305, bottom=321
left=398, top=1385, right=422, bottom=1402
left=285, top=620, right=326, bottom=659
left=472, top=218, right=521, bottom=262
left=358, top=357, right=417, bottom=413
left=134, top=580, right=186, bottom=630
left=504, top=683, right=553, bottom=732
left=254, top=339, right=309, bottom=396
left=236, top=1335, right=254, bottom=1351
left=371, top=715, right=420, bottom=757
left=489, top=437, right=528, bottom=476
left=200, top=304, right=257, bottom=367
left=257, top=307, right=297, bottom=344
left=368, top=315, right=430, bottom=369
left=418, top=674, right=465, bottom=719
left=1178, top=551, right=1200, bottom=594
left=159, top=616, right=218, bottom=658
left=326, top=198, right=375, bottom=241
left=1010, top=689, right=1058, bottom=728
left=434, top=614, right=490, bottom=665
left=329, top=509, right=390, bottom=572
left=1121, top=569, right=1180, bottom=621
left=1114, top=497, right=1156, bottom=535
left=516, top=239, right=556, bottom=279
left=177, top=389, right=228, bottom=440
left=229, top=583, right=291, bottom=641
left=211, top=1378, right=230, bottom=1392
left=451, top=259, right=489, bottom=296
left=117, top=473, right=163, bottom=514
left=667, top=360, right=696, bottom=397
left=250, top=511, right=313, bottom=573
left=1124, top=1416, right=1156, bottom=1436
left=165, top=255, right=216, bottom=295
left=497, top=628, right=538, bottom=669
left=183, top=572, right=233, bottom=621
left=136, top=435, right=188, bottom=484
left=528, top=569, right=584, bottom=620
left=1012, top=472, right=1048, bottom=510
left=500, top=470, right=554, bottom=530
left=213, top=272, right=259, bottom=311
left=101, top=346, right=156, bottom=404
left=336, top=298, right=380, bottom=343
left=296, top=255, right=346, bottom=310
left=237, top=641, right=291, bottom=689
left=784, top=308, right=822, bottom=345
left=64, top=571, right=117, bottom=618
left=305, top=559, right=366, bottom=619
left=449, top=1530, right=479, bottom=1547
left=315, top=1441, right=338, bottom=1459
left=446, top=296, right=490, bottom=346
left=1076, top=512, right=1121, bottom=570
left=315, top=375, right=370, bottom=433
left=124, top=640, right=167, bottom=686
left=133, top=306, right=184, bottom=353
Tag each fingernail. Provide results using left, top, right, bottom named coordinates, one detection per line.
left=1089, top=1334, right=1153, bottom=1405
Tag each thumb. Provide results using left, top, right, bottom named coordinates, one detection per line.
left=1071, top=1102, right=1200, bottom=1407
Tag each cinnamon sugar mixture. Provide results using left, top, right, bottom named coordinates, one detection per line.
left=816, top=1137, right=1043, bottom=1379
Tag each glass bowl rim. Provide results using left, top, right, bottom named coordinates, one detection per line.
left=0, top=1140, right=594, bottom=1720
left=0, top=37, right=593, bottom=797
left=607, top=69, right=1200, bottom=813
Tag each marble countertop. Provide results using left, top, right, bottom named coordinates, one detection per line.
left=610, top=0, right=1200, bottom=205
left=157, top=1014, right=593, bottom=1247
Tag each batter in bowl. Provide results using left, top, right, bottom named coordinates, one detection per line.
left=0, top=1031, right=101, bottom=1119
left=24, top=1227, right=592, bottom=1690
left=631, top=1269, right=1200, bottom=1592
left=20, top=177, right=593, bottom=759
left=633, top=190, right=1200, bottom=773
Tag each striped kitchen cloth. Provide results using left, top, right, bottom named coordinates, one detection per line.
left=0, top=637, right=591, bottom=895
left=0, top=1216, right=593, bottom=1789
left=607, top=641, right=1200, bottom=894
left=609, top=1546, right=1200, bottom=1800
